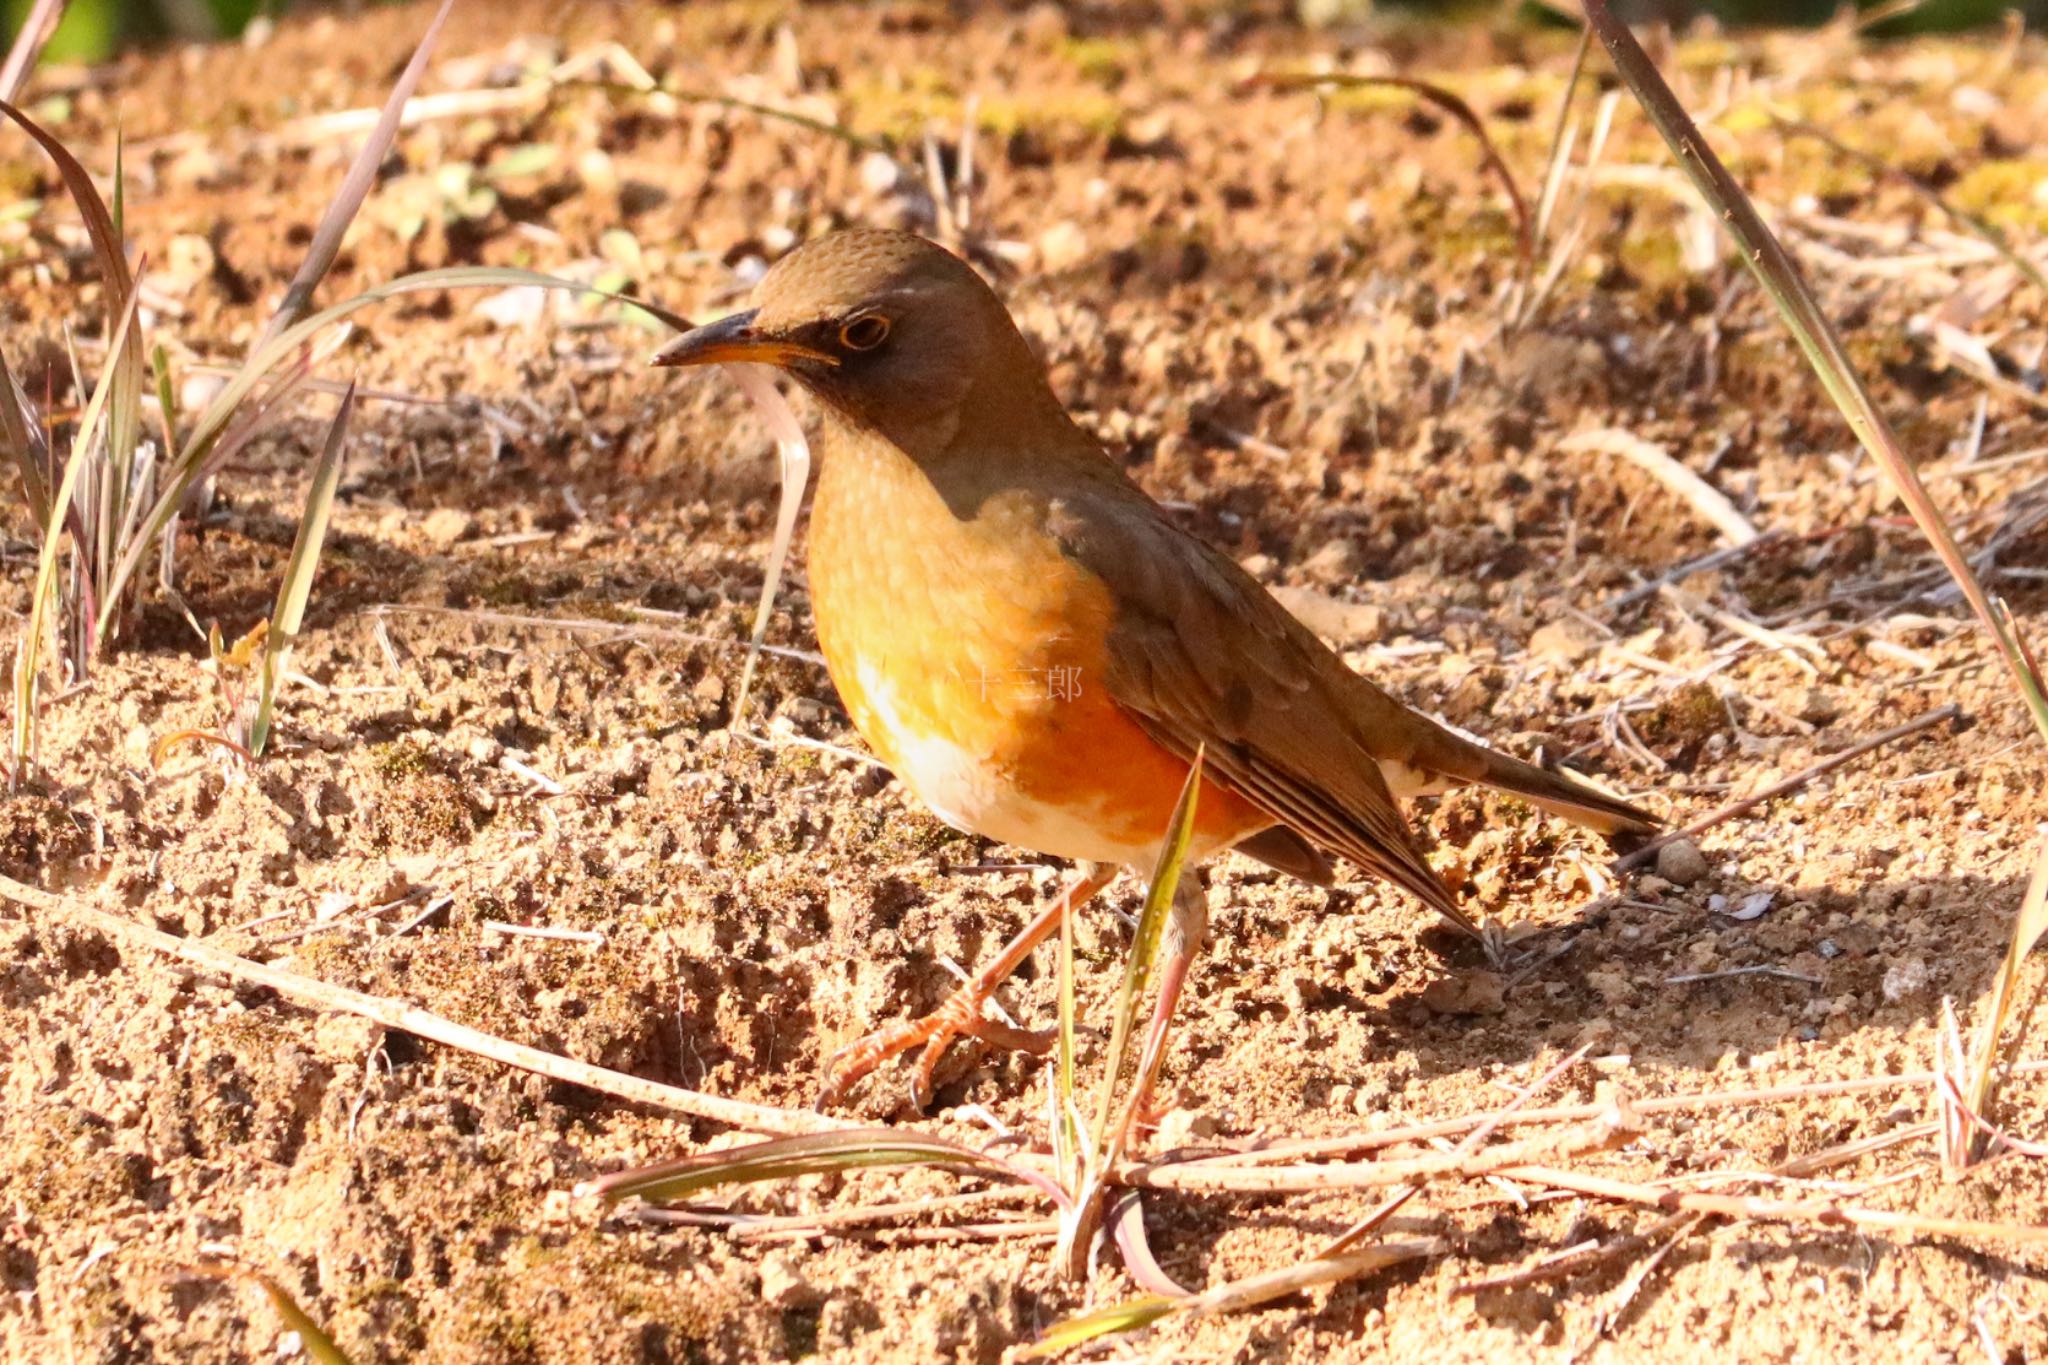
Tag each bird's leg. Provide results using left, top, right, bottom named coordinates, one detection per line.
left=1123, top=873, right=1210, bottom=1136
left=818, top=862, right=1120, bottom=1111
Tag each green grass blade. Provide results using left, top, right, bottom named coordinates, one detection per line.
left=248, top=383, right=354, bottom=757
left=248, top=1273, right=352, bottom=1365
left=1054, top=856, right=1080, bottom=1176
left=1027, top=1242, right=1443, bottom=1357
left=198, top=1264, right=352, bottom=1365
left=1021, top=1296, right=1177, bottom=1358
left=0, top=98, right=147, bottom=557
left=577, top=1129, right=1066, bottom=1207
left=150, top=342, right=177, bottom=455
left=1578, top=3, right=2048, bottom=750
left=1089, top=748, right=1203, bottom=1148
left=253, top=0, right=453, bottom=350
left=1061, top=751, right=1204, bottom=1276
left=103, top=128, right=140, bottom=538
left=12, top=285, right=141, bottom=783
left=1965, top=836, right=2048, bottom=1155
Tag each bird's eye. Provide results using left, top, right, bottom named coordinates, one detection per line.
left=838, top=314, right=891, bottom=351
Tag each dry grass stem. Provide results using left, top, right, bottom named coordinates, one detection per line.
left=1561, top=428, right=1759, bottom=546
left=1121, top=1114, right=1636, bottom=1194
left=480, top=920, right=605, bottom=946
left=1248, top=72, right=1531, bottom=269
left=1199, top=1061, right=2040, bottom=1168
left=1614, top=703, right=1959, bottom=873
left=707, top=1187, right=1036, bottom=1236
left=1497, top=1163, right=2048, bottom=1245
left=744, top=1220, right=1057, bottom=1247
left=0, top=0, right=63, bottom=103
left=1461, top=1118, right=1938, bottom=1295
left=360, top=603, right=828, bottom=666
left=0, top=872, right=846, bottom=1137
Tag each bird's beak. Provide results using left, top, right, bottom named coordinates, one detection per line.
left=650, top=310, right=839, bottom=370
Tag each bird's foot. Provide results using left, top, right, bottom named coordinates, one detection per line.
left=817, top=983, right=1051, bottom=1112
left=1479, top=915, right=1510, bottom=970
left=816, top=862, right=1121, bottom=1111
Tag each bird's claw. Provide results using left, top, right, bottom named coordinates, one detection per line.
left=1479, top=915, right=1509, bottom=970
left=817, top=983, right=1051, bottom=1111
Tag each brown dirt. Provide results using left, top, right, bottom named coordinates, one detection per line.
left=3, top=3, right=2047, bottom=1361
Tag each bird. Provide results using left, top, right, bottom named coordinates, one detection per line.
left=654, top=228, right=1656, bottom=1111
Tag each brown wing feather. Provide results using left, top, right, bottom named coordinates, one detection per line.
left=1052, top=494, right=1478, bottom=936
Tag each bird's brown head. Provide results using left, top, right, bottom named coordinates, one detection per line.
left=654, top=229, right=1058, bottom=458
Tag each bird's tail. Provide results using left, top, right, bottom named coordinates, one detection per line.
left=1467, top=747, right=1657, bottom=836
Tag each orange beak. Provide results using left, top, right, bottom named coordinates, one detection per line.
left=650, top=310, right=839, bottom=370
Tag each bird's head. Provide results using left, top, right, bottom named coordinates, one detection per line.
left=654, top=229, right=1054, bottom=457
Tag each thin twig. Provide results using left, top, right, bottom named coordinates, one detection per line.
left=1604, top=531, right=1785, bottom=613
left=1665, top=965, right=1822, bottom=987
left=1196, top=1064, right=2045, bottom=1168
left=0, top=872, right=846, bottom=1137
left=359, top=603, right=826, bottom=666
left=1614, top=703, right=1959, bottom=872
left=1317, top=1044, right=1597, bottom=1260
left=1497, top=1163, right=2048, bottom=1245
left=1118, top=1113, right=1638, bottom=1194
left=1248, top=71, right=1532, bottom=268
left=705, top=1187, right=1034, bottom=1236
left=1770, top=114, right=2048, bottom=298
left=481, top=920, right=604, bottom=946
left=1457, top=1120, right=1942, bottom=1295
left=1562, top=428, right=1760, bottom=546
left=1661, top=585, right=1824, bottom=676
left=743, top=1219, right=1057, bottom=1246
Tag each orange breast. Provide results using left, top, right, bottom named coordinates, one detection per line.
left=807, top=435, right=1270, bottom=867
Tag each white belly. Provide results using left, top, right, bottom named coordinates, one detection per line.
left=857, top=659, right=1159, bottom=867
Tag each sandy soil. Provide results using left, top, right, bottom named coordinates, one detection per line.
left=2, top=2, right=2046, bottom=1361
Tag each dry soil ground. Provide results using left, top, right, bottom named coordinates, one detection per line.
left=3, top=2, right=2048, bottom=1362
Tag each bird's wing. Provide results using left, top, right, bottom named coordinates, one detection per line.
left=1051, top=492, right=1476, bottom=936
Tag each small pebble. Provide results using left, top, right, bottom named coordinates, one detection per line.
left=1154, top=1107, right=1220, bottom=1148
left=1881, top=959, right=1931, bottom=1002
left=421, top=507, right=474, bottom=547
left=1725, top=891, right=1774, bottom=922
left=1527, top=618, right=1599, bottom=664
left=859, top=150, right=900, bottom=195
left=1655, top=838, right=1709, bottom=886
left=759, top=1249, right=819, bottom=1308
left=1036, top=220, right=1090, bottom=274
left=1419, top=970, right=1507, bottom=1017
